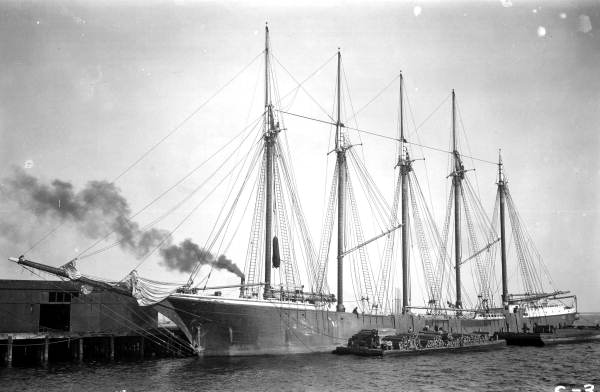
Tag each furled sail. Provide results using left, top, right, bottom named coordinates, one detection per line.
left=272, top=236, right=280, bottom=268
left=61, top=258, right=82, bottom=280
left=127, top=270, right=182, bottom=306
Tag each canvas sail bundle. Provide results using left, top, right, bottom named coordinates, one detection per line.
left=127, top=270, right=182, bottom=306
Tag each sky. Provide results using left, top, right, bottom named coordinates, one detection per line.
left=0, top=0, right=598, bottom=311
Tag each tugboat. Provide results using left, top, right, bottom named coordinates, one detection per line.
left=497, top=324, right=600, bottom=346
left=333, top=328, right=505, bottom=357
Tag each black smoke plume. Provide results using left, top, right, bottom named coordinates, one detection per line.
left=1, top=168, right=243, bottom=278
left=160, top=238, right=244, bottom=278
left=2, top=168, right=168, bottom=258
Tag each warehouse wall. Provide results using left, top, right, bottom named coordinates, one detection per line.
left=0, top=280, right=156, bottom=333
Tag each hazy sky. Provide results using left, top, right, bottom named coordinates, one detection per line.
left=0, top=1, right=598, bottom=311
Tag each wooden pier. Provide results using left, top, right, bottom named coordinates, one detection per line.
left=0, top=280, right=193, bottom=366
left=1, top=329, right=191, bottom=366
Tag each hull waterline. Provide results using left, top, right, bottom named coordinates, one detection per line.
left=162, top=294, right=566, bottom=357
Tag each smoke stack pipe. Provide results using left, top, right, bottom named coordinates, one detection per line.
left=239, top=276, right=246, bottom=298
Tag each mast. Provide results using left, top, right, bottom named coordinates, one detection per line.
left=452, top=89, right=464, bottom=309
left=263, top=23, right=275, bottom=298
left=498, top=150, right=509, bottom=308
left=335, top=49, right=346, bottom=312
left=399, top=72, right=411, bottom=314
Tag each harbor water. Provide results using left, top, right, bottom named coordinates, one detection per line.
left=1, top=339, right=598, bottom=391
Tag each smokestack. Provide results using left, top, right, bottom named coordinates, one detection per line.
left=240, top=276, right=246, bottom=298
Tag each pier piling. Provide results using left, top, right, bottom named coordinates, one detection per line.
left=6, top=335, right=12, bottom=366
left=140, top=336, right=145, bottom=359
left=43, top=336, right=49, bottom=365
left=79, top=338, right=84, bottom=362
left=1, top=330, right=191, bottom=366
left=110, top=336, right=115, bottom=360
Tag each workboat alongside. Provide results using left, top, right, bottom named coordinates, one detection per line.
left=5, top=25, right=582, bottom=357
left=498, top=325, right=600, bottom=346
left=333, top=329, right=505, bottom=357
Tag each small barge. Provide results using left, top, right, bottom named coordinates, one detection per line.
left=333, top=329, right=506, bottom=357
left=498, top=325, right=600, bottom=346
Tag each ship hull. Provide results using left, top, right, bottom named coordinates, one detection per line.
left=162, top=295, right=525, bottom=357
left=165, top=295, right=396, bottom=356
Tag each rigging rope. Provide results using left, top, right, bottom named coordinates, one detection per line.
left=341, top=60, right=367, bottom=166
left=408, top=173, right=443, bottom=308
left=24, top=50, right=264, bottom=256
left=190, top=136, right=266, bottom=285
left=375, top=169, right=401, bottom=313
left=77, top=115, right=263, bottom=260
left=275, top=108, right=498, bottom=166
left=112, top=51, right=265, bottom=184
left=275, top=138, right=321, bottom=291
left=403, top=87, right=436, bottom=224
left=505, top=187, right=552, bottom=295
left=405, top=92, right=452, bottom=139
left=346, top=74, right=400, bottom=125
left=127, top=135, right=265, bottom=274
left=345, top=171, right=376, bottom=311
left=78, top=121, right=263, bottom=261
left=272, top=53, right=337, bottom=122
left=315, top=164, right=338, bottom=293
left=439, top=186, right=455, bottom=303
left=243, top=148, right=267, bottom=295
